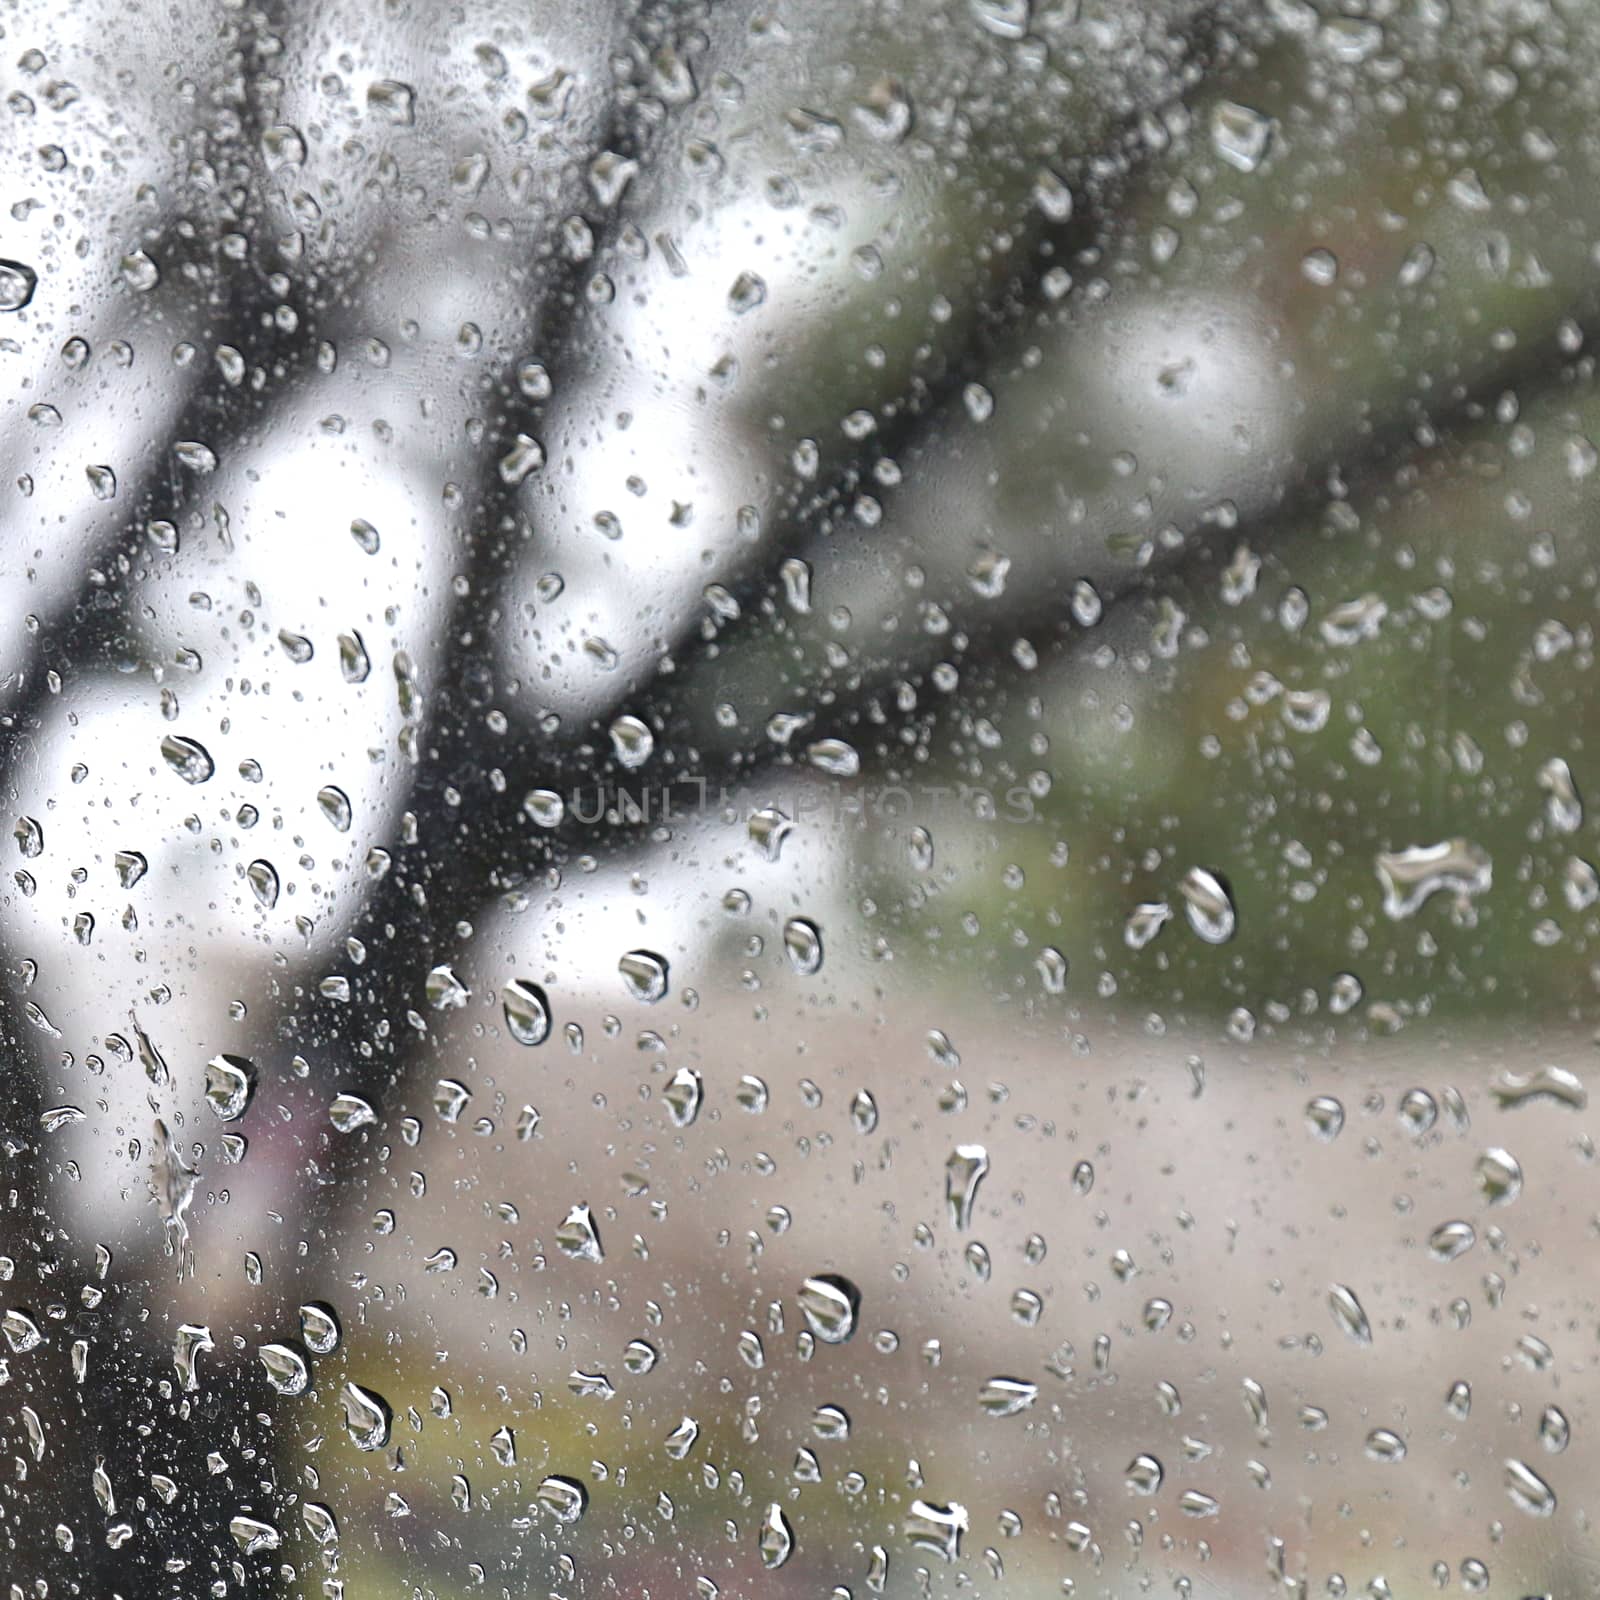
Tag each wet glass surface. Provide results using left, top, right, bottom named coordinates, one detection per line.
left=3, top=1, right=1600, bottom=1596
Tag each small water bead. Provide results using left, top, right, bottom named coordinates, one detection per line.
left=1475, top=1147, right=1523, bottom=1205
left=623, top=1339, right=658, bottom=1375
left=1538, top=757, right=1584, bottom=834
left=736, top=1075, right=769, bottom=1113
left=1210, top=100, right=1272, bottom=171
left=1376, top=839, right=1492, bottom=919
left=555, top=1203, right=604, bottom=1263
left=316, top=785, right=352, bottom=832
left=0, top=259, right=39, bottom=311
left=783, top=917, right=823, bottom=975
left=1124, top=902, right=1171, bottom=950
left=1305, top=1095, right=1345, bottom=1141
left=609, top=715, right=653, bottom=768
left=758, top=1503, right=794, bottom=1568
left=537, top=1475, right=589, bottom=1523
left=246, top=859, right=280, bottom=908
left=329, top=1093, right=376, bottom=1132
left=258, top=1342, right=309, bottom=1395
left=300, top=1303, right=340, bottom=1353
left=425, top=964, right=470, bottom=1011
left=341, top=1381, right=392, bottom=1450
left=502, top=980, right=551, bottom=1045
left=160, top=735, right=214, bottom=784
left=664, top=1417, right=699, bottom=1458
left=813, top=1405, right=850, bottom=1440
left=1365, top=1428, right=1406, bottom=1463
left=338, top=632, right=370, bottom=683
left=946, top=1145, right=990, bottom=1229
left=798, top=1274, right=860, bottom=1344
left=1125, top=1455, right=1163, bottom=1495
left=1490, top=1064, right=1586, bottom=1111
left=1428, top=1220, right=1476, bottom=1261
left=203, top=1054, right=255, bottom=1121
left=433, top=1080, right=470, bottom=1122
left=748, top=807, right=791, bottom=861
left=664, top=1066, right=703, bottom=1127
left=807, top=738, right=860, bottom=778
left=1504, top=1458, right=1557, bottom=1516
left=524, top=788, right=564, bottom=827
left=229, top=1516, right=281, bottom=1556
left=620, top=949, right=669, bottom=1003
left=973, top=1377, right=1036, bottom=1419
left=1178, top=867, right=1235, bottom=943
left=1397, top=1087, right=1437, bottom=1136
left=851, top=1089, right=879, bottom=1133
left=904, top=1499, right=967, bottom=1562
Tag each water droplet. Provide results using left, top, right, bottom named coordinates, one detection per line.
left=1305, top=1095, right=1345, bottom=1141
left=524, top=789, right=564, bottom=828
left=338, top=632, right=370, bottom=683
left=502, top=980, right=551, bottom=1045
left=329, top=1093, right=376, bottom=1132
left=1211, top=101, right=1273, bottom=171
left=620, top=949, right=669, bottom=1003
left=1475, top=1147, right=1523, bottom=1205
left=0, top=260, right=38, bottom=311
left=341, top=1380, right=392, bottom=1450
left=366, top=79, right=415, bottom=125
left=1376, top=839, right=1491, bottom=919
left=1179, top=867, right=1236, bottom=943
left=1124, top=901, right=1171, bottom=950
left=556, top=1202, right=604, bottom=1263
left=807, top=738, right=860, bottom=778
left=317, top=785, right=352, bottom=831
left=1365, top=1428, right=1406, bottom=1463
left=259, top=1342, right=309, bottom=1395
left=783, top=917, right=823, bottom=975
left=119, top=250, right=160, bottom=291
left=610, top=715, right=654, bottom=768
left=749, top=807, right=792, bottom=861
left=300, top=1302, right=341, bottom=1354
left=759, top=1502, right=794, bottom=1568
left=425, top=963, right=470, bottom=1011
left=1328, top=1283, right=1372, bottom=1345
left=664, top=1066, right=703, bottom=1127
left=946, top=1144, right=990, bottom=1230
left=1428, top=1219, right=1476, bottom=1261
left=246, top=859, right=279, bottom=909
left=979, top=1377, right=1037, bottom=1417
left=1490, top=1064, right=1586, bottom=1111
left=172, top=1322, right=212, bottom=1389
left=537, top=1475, right=589, bottom=1523
left=114, top=849, right=147, bottom=888
left=665, top=1416, right=700, bottom=1457
left=160, top=734, right=214, bottom=784
left=729, top=272, right=767, bottom=314
left=13, top=816, right=42, bottom=858
left=798, top=1273, right=860, bottom=1343
left=905, top=1499, right=967, bottom=1561
left=1538, top=757, right=1584, bottom=834
left=204, top=1054, right=255, bottom=1121
left=229, top=1515, right=281, bottom=1555
left=499, top=433, right=545, bottom=485
left=1504, top=1458, right=1557, bottom=1516
left=3, top=1308, right=44, bottom=1353
left=1125, top=1454, right=1163, bottom=1495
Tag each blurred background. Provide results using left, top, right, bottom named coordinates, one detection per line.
left=4, top=0, right=1600, bottom=1595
